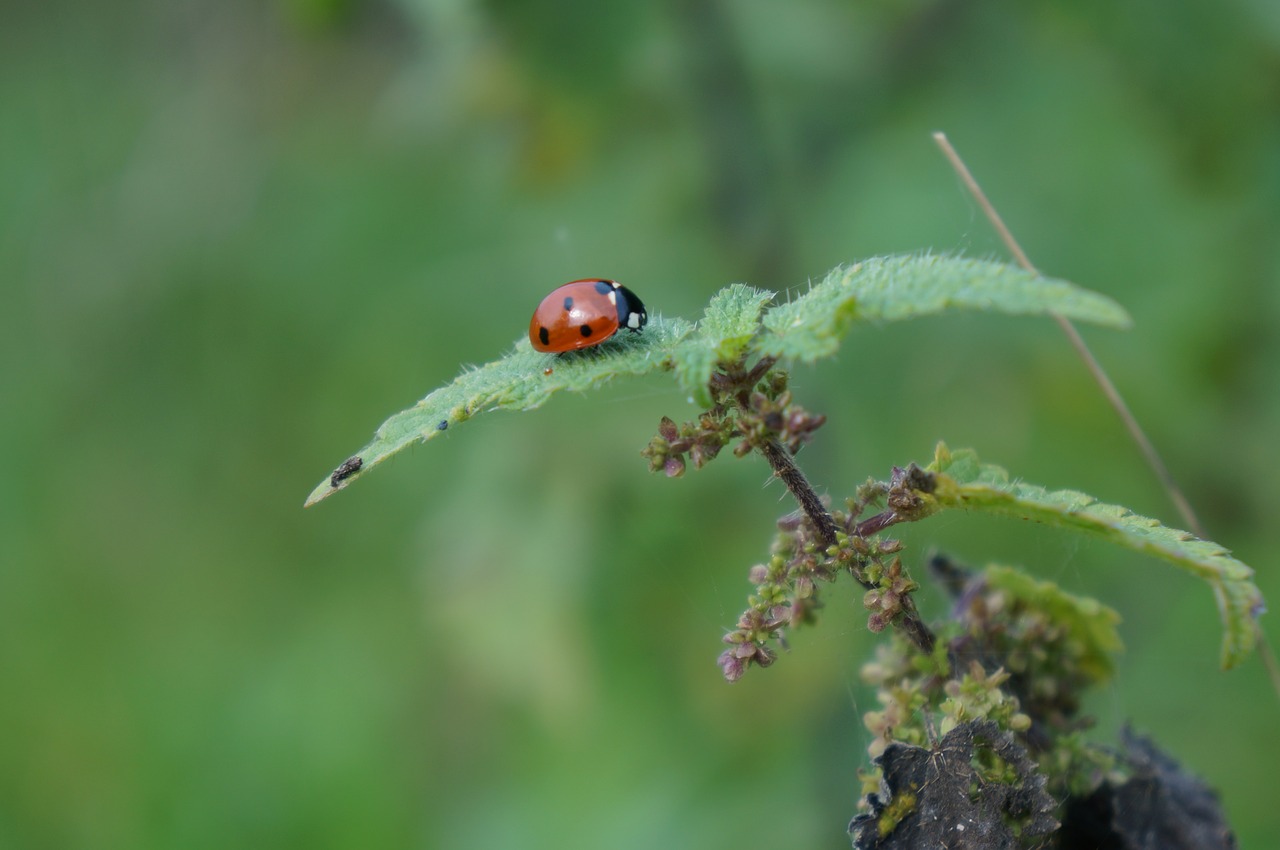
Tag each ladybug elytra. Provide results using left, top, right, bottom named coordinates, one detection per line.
left=529, top=279, right=647, bottom=353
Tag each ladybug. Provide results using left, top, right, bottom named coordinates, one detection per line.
left=529, top=279, right=647, bottom=353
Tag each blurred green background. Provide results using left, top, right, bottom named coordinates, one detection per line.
left=3, top=0, right=1278, bottom=847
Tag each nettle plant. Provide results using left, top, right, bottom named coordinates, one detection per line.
left=308, top=255, right=1262, bottom=849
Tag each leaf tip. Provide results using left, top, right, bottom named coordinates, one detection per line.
left=304, top=483, right=332, bottom=508
left=933, top=441, right=952, bottom=469
left=306, top=453, right=368, bottom=507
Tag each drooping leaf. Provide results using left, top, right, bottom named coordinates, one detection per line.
left=671, top=283, right=774, bottom=406
left=305, top=316, right=693, bottom=506
left=756, top=255, right=1131, bottom=363
left=917, top=443, right=1264, bottom=670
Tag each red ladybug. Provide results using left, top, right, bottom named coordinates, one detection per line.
left=529, top=279, right=648, bottom=353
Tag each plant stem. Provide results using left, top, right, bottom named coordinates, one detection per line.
left=757, top=439, right=840, bottom=548
left=755, top=438, right=937, bottom=656
left=896, top=597, right=937, bottom=656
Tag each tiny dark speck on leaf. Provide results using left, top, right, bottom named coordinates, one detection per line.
left=330, top=456, right=363, bottom=487
left=437, top=420, right=448, bottom=431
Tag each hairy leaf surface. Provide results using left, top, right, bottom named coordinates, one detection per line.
left=756, top=255, right=1130, bottom=362
left=305, top=317, right=693, bottom=505
left=308, top=256, right=1131, bottom=504
left=921, top=444, right=1263, bottom=669
left=673, top=283, right=775, bottom=406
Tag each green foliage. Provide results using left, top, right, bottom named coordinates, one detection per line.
left=755, top=255, right=1132, bottom=362
left=982, top=564, right=1123, bottom=685
left=304, top=316, right=694, bottom=506
left=673, top=283, right=775, bottom=407
left=937, top=662, right=1030, bottom=738
left=308, top=255, right=1130, bottom=504
left=857, top=561, right=1126, bottom=834
left=722, top=450, right=1262, bottom=681
left=922, top=443, right=1264, bottom=670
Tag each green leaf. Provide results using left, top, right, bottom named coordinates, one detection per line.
left=755, top=255, right=1132, bottom=362
left=304, top=316, right=693, bottom=506
left=309, top=255, right=1135, bottom=506
left=920, top=443, right=1264, bottom=670
left=671, top=283, right=775, bottom=407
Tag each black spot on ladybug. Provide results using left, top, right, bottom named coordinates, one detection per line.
left=562, top=296, right=574, bottom=311
left=331, top=455, right=363, bottom=487
left=580, top=324, right=593, bottom=337
left=538, top=326, right=550, bottom=347
left=593, top=280, right=613, bottom=295
left=436, top=420, right=448, bottom=431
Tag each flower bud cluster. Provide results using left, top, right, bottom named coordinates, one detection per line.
left=642, top=369, right=827, bottom=479
left=941, top=560, right=1120, bottom=735
left=856, top=558, right=1125, bottom=817
left=718, top=507, right=915, bottom=682
left=641, top=412, right=735, bottom=478
left=736, top=389, right=827, bottom=455
left=717, top=510, right=833, bottom=682
left=938, top=662, right=1032, bottom=740
left=861, top=557, right=919, bottom=633
left=862, top=676, right=930, bottom=759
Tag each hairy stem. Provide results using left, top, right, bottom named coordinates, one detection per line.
left=755, top=438, right=936, bottom=656
left=757, top=439, right=840, bottom=548
left=896, top=597, right=936, bottom=656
